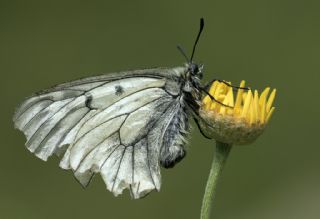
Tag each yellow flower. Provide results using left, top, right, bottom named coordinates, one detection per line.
left=199, top=80, right=276, bottom=145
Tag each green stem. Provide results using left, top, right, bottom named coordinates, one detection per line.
left=200, top=141, right=232, bottom=219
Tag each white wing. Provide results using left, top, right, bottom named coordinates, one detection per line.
left=13, top=67, right=189, bottom=199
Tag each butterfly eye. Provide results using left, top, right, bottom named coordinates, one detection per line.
left=194, top=65, right=199, bottom=74
left=198, top=72, right=203, bottom=79
left=188, top=63, right=199, bottom=75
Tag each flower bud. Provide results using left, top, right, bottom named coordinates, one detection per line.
left=199, top=80, right=276, bottom=145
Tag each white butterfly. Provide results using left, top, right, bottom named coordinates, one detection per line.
left=13, top=19, right=211, bottom=199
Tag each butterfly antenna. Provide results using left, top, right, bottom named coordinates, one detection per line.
left=190, top=18, right=204, bottom=63
left=177, top=45, right=190, bottom=63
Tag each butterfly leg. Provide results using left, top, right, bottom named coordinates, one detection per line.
left=194, top=117, right=212, bottom=139
left=198, top=87, right=233, bottom=108
left=203, top=79, right=250, bottom=92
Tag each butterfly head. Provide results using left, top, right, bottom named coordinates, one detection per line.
left=188, top=62, right=203, bottom=79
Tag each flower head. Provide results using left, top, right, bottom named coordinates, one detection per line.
left=199, top=80, right=276, bottom=145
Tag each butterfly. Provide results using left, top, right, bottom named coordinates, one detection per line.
left=13, top=18, right=217, bottom=199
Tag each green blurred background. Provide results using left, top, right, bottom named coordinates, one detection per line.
left=1, top=0, right=319, bottom=218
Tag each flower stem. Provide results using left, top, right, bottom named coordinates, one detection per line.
left=200, top=141, right=232, bottom=219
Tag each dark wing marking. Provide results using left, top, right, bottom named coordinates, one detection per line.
left=13, top=67, right=191, bottom=199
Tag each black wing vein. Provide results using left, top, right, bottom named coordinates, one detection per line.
left=26, top=98, right=76, bottom=147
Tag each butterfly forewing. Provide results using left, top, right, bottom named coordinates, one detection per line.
left=13, top=66, right=191, bottom=198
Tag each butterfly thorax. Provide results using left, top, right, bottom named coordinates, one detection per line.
left=181, top=63, right=203, bottom=105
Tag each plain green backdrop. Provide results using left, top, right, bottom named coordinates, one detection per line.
left=1, top=0, right=319, bottom=219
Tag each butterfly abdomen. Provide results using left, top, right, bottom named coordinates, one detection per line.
left=160, top=104, right=189, bottom=168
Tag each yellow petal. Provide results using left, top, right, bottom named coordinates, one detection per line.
left=210, top=101, right=216, bottom=110
left=242, top=92, right=247, bottom=104
left=259, top=87, right=270, bottom=106
left=266, top=89, right=276, bottom=113
left=215, top=83, right=224, bottom=96
left=209, top=81, right=219, bottom=97
left=211, top=83, right=225, bottom=111
left=203, top=97, right=211, bottom=110
left=202, top=96, right=211, bottom=110
left=220, top=87, right=234, bottom=114
left=266, top=107, right=275, bottom=123
left=234, top=80, right=246, bottom=114
left=249, top=100, right=254, bottom=124
left=227, top=88, right=235, bottom=114
left=259, top=95, right=266, bottom=123
left=253, top=90, right=259, bottom=123
left=217, top=94, right=226, bottom=100
left=241, top=90, right=252, bottom=117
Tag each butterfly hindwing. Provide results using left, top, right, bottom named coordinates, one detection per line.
left=13, top=67, right=190, bottom=198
